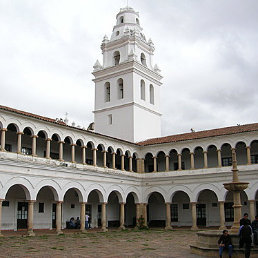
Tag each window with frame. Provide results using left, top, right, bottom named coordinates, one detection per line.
left=114, top=51, right=120, bottom=65
left=117, top=78, right=124, bottom=99
left=171, top=204, right=178, bottom=222
left=222, top=157, right=232, bottom=166
left=21, top=147, right=32, bottom=155
left=251, top=154, right=258, bottom=164
left=224, top=202, right=234, bottom=222
left=150, top=84, right=154, bottom=104
left=39, top=203, right=44, bottom=213
left=5, top=144, right=12, bottom=152
left=108, top=114, right=112, bottom=125
left=2, top=201, right=9, bottom=207
left=105, top=82, right=111, bottom=102
left=183, top=203, right=189, bottom=209
left=140, top=80, right=145, bottom=100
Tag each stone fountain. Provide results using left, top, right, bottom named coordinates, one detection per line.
left=190, top=149, right=257, bottom=257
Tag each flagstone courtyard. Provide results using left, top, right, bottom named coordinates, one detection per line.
left=0, top=229, right=201, bottom=257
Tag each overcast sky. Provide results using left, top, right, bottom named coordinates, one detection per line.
left=0, top=0, right=257, bottom=137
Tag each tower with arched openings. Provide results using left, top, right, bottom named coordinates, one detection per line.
left=93, top=7, right=162, bottom=143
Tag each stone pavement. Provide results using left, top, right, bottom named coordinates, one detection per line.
left=0, top=228, right=202, bottom=257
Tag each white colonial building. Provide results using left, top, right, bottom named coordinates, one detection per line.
left=0, top=6, right=257, bottom=236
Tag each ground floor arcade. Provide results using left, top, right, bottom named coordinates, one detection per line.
left=0, top=184, right=257, bottom=236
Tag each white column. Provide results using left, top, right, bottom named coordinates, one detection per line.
left=0, top=129, right=7, bottom=151
left=92, top=148, right=97, bottom=166
left=103, top=151, right=107, bottom=168
left=119, top=203, right=125, bottom=229
left=101, top=203, right=107, bottom=232
left=153, top=156, right=157, bottom=172
left=217, top=149, right=222, bottom=167
left=203, top=151, right=208, bottom=168
left=56, top=201, right=63, bottom=234
left=112, top=152, right=116, bottom=169
left=165, top=155, right=170, bottom=172
left=246, top=146, right=251, bottom=165
left=46, top=138, right=51, bottom=159
left=136, top=203, right=140, bottom=227
left=190, top=152, right=195, bottom=169
left=17, top=132, right=23, bottom=154
left=249, top=200, right=255, bottom=222
left=81, top=146, right=86, bottom=164
left=58, top=141, right=64, bottom=161
left=27, top=200, right=35, bottom=236
left=0, top=199, right=3, bottom=236
left=121, top=155, right=125, bottom=171
left=71, top=144, right=76, bottom=163
left=129, top=156, right=133, bottom=172
left=219, top=201, right=226, bottom=230
left=177, top=154, right=182, bottom=170
left=31, top=135, right=37, bottom=156
left=191, top=202, right=198, bottom=230
left=80, top=202, right=86, bottom=232
left=165, top=203, right=172, bottom=230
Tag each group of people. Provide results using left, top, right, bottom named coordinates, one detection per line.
left=218, top=213, right=258, bottom=258
left=68, top=214, right=91, bottom=229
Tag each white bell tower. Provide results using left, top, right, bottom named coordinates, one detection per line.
left=93, top=6, right=162, bottom=143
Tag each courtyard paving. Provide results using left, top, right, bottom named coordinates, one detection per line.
left=0, top=228, right=202, bottom=257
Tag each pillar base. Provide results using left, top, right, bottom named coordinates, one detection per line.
left=80, top=229, right=87, bottom=233
left=219, top=226, right=227, bottom=230
left=119, top=226, right=125, bottom=230
left=191, top=226, right=198, bottom=230
left=165, top=226, right=172, bottom=230
left=101, top=227, right=108, bottom=232
left=56, top=230, right=63, bottom=235
left=27, top=230, right=35, bottom=237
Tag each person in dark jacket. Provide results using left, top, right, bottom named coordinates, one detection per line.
left=251, top=215, right=258, bottom=245
left=239, top=220, right=253, bottom=258
left=218, top=229, right=233, bottom=258
left=240, top=213, right=251, bottom=226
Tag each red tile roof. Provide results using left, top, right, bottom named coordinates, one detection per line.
left=137, top=123, right=258, bottom=146
left=1, top=105, right=257, bottom=146
left=0, top=105, right=67, bottom=125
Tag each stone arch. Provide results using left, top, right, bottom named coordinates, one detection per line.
left=1, top=177, right=33, bottom=200
left=125, top=187, right=140, bottom=203
left=143, top=187, right=167, bottom=203
left=34, top=179, right=61, bottom=201
left=23, top=126, right=34, bottom=136
left=61, top=182, right=85, bottom=202
left=193, top=184, right=223, bottom=202
left=64, top=136, right=73, bottom=145
left=245, top=182, right=258, bottom=200
left=37, top=130, right=48, bottom=139
left=169, top=185, right=192, bottom=202
left=85, top=184, right=105, bottom=203
left=106, top=185, right=125, bottom=203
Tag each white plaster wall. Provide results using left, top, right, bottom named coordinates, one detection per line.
left=133, top=105, right=161, bottom=142
left=95, top=105, right=134, bottom=142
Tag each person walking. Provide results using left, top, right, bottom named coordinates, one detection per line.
left=240, top=213, right=251, bottom=226
left=85, top=214, right=90, bottom=229
left=239, top=220, right=253, bottom=258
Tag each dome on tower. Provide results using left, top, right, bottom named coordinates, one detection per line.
left=110, top=6, right=146, bottom=42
